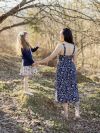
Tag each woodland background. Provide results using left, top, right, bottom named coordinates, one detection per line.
left=0, top=0, right=100, bottom=133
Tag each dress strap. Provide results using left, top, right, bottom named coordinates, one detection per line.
left=72, top=45, right=75, bottom=55
left=63, top=44, right=66, bottom=56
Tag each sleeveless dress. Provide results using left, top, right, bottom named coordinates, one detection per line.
left=55, top=44, right=79, bottom=103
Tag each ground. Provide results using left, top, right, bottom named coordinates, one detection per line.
left=0, top=49, right=100, bottom=133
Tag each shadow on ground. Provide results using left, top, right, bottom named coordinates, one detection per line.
left=0, top=109, right=25, bottom=133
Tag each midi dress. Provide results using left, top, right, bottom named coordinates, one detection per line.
left=55, top=44, right=79, bottom=103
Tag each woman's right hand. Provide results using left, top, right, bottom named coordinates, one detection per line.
left=32, top=61, right=39, bottom=67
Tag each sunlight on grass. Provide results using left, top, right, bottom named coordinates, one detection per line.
left=5, top=66, right=100, bottom=132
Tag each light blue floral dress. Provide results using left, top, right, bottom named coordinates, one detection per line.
left=55, top=44, right=79, bottom=103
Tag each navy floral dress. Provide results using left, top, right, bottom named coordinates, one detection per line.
left=55, top=44, right=79, bottom=103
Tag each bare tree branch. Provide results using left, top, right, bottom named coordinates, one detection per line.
left=0, top=0, right=26, bottom=24
left=0, top=0, right=99, bottom=33
left=0, top=0, right=36, bottom=24
left=0, top=21, right=29, bottom=32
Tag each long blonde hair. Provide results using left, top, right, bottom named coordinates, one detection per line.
left=16, top=31, right=30, bottom=56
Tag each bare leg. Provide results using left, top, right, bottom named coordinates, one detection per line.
left=23, top=76, right=29, bottom=92
left=74, top=102, right=80, bottom=118
left=23, top=76, right=33, bottom=96
left=62, top=103, right=69, bottom=119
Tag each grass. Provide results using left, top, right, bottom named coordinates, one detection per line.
left=0, top=52, right=100, bottom=133
left=10, top=66, right=99, bottom=133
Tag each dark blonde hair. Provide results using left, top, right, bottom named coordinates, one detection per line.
left=19, top=31, right=30, bottom=49
left=17, top=31, right=30, bottom=55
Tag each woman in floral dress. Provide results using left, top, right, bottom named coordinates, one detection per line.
left=35, top=28, right=80, bottom=119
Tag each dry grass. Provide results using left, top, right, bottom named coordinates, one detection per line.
left=0, top=47, right=100, bottom=133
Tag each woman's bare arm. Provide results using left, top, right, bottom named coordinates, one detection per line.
left=37, top=44, right=62, bottom=65
left=73, top=46, right=77, bottom=65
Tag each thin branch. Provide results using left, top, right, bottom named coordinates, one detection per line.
left=17, top=3, right=96, bottom=22
left=0, top=15, right=46, bottom=32
left=0, top=21, right=29, bottom=32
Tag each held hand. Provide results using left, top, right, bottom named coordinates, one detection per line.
left=32, top=63, right=37, bottom=67
left=32, top=61, right=40, bottom=67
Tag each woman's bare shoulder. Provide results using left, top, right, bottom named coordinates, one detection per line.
left=55, top=43, right=63, bottom=49
left=74, top=45, right=78, bottom=52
